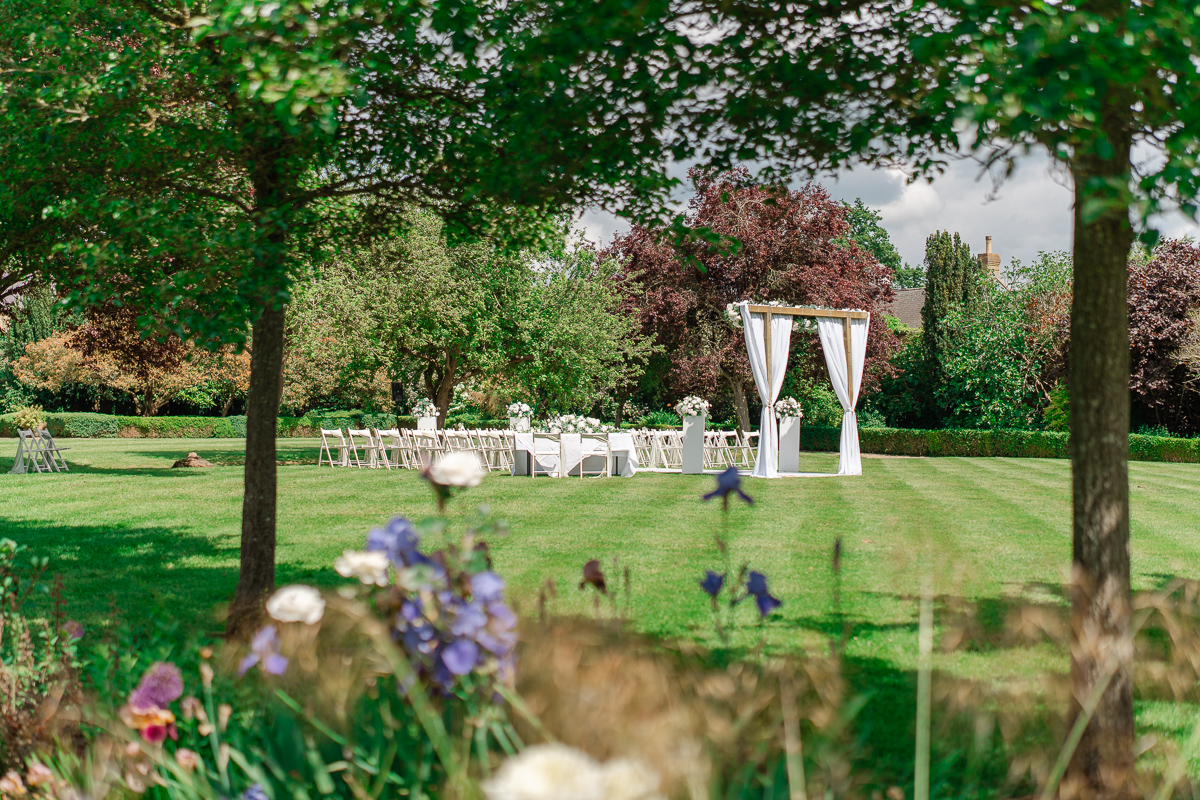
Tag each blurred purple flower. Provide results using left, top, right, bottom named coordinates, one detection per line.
left=703, top=467, right=753, bottom=506
left=440, top=639, right=480, bottom=676
left=242, top=785, right=269, bottom=800
left=700, top=571, right=725, bottom=598
left=239, top=626, right=289, bottom=677
left=471, top=571, right=505, bottom=603
left=745, top=571, right=782, bottom=618
left=129, top=662, right=183, bottom=709
left=367, top=517, right=425, bottom=567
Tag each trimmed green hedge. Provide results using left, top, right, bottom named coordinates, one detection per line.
left=6, top=413, right=1197, bottom=462
left=801, top=426, right=1200, bottom=463
left=0, top=411, right=512, bottom=438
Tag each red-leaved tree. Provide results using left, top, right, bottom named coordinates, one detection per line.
left=1128, top=239, right=1200, bottom=433
left=604, top=169, right=898, bottom=431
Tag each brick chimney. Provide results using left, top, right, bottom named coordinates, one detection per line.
left=977, top=235, right=1001, bottom=281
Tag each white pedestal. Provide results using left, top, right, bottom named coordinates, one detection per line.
left=508, top=416, right=530, bottom=432
left=417, top=416, right=437, bottom=431
left=682, top=415, right=705, bottom=474
left=779, top=416, right=801, bottom=473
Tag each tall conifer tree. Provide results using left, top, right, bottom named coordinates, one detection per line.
left=921, top=231, right=980, bottom=418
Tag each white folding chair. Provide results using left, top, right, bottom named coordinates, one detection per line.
left=346, top=429, right=377, bottom=468
left=374, top=428, right=405, bottom=470
left=658, top=431, right=683, bottom=469
left=575, top=434, right=611, bottom=478
left=319, top=428, right=351, bottom=467
left=410, top=429, right=446, bottom=468
left=38, top=431, right=70, bottom=472
left=531, top=433, right=561, bottom=478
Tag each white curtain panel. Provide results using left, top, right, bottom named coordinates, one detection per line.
left=740, top=303, right=793, bottom=478
left=815, top=314, right=870, bottom=475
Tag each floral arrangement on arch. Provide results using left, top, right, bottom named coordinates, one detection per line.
left=774, top=397, right=804, bottom=418
left=676, top=396, right=710, bottom=418
left=538, top=414, right=614, bottom=434
left=411, top=398, right=439, bottom=418
left=723, top=301, right=816, bottom=332
left=506, top=401, right=531, bottom=418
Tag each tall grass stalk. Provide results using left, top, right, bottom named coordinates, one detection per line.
left=781, top=673, right=808, bottom=800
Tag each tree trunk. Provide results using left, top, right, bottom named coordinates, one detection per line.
left=434, top=353, right=458, bottom=429
left=1066, top=97, right=1136, bottom=797
left=726, top=372, right=752, bottom=434
left=227, top=150, right=289, bottom=637
left=228, top=301, right=286, bottom=635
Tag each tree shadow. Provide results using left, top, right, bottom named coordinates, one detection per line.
left=0, top=440, right=319, bottom=476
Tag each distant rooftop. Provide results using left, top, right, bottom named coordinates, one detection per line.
left=880, top=288, right=926, bottom=329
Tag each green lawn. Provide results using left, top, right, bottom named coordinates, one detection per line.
left=6, top=437, right=1200, bottom=780
left=5, top=437, right=1200, bottom=669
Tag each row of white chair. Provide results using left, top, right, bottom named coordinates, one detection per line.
left=318, top=428, right=513, bottom=471
left=631, top=429, right=759, bottom=470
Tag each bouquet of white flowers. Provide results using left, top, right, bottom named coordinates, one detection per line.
left=506, top=402, right=531, bottom=417
left=539, top=414, right=614, bottom=434
left=723, top=301, right=822, bottom=331
left=411, top=399, right=440, bottom=418
left=676, top=396, right=710, bottom=418
left=774, top=397, right=804, bottom=418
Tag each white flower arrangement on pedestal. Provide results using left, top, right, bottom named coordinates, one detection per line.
left=506, top=402, right=531, bottom=417
left=411, top=399, right=439, bottom=418
left=538, top=414, right=614, bottom=434
left=774, top=397, right=804, bottom=418
left=676, top=396, right=710, bottom=418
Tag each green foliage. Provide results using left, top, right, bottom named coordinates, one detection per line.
left=842, top=199, right=909, bottom=281
left=291, top=218, right=651, bottom=418
left=781, top=372, right=844, bottom=428
left=800, top=425, right=1200, bottom=463
left=0, top=287, right=71, bottom=413
left=640, top=409, right=679, bottom=427
left=1043, top=385, right=1070, bottom=432
left=921, top=231, right=981, bottom=405
left=12, top=405, right=42, bottom=431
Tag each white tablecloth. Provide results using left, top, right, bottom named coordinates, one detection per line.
left=510, top=431, right=638, bottom=477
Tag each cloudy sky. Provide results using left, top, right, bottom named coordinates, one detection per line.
left=578, top=148, right=1200, bottom=279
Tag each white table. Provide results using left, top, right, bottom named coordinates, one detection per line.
left=510, top=431, right=639, bottom=477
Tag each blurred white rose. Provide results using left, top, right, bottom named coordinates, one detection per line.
left=334, top=550, right=390, bottom=586
left=428, top=452, right=484, bottom=488
left=483, top=745, right=663, bottom=800
left=266, top=585, right=325, bottom=624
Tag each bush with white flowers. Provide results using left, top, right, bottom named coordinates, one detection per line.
left=411, top=399, right=439, bottom=418
left=774, top=397, right=804, bottom=418
left=506, top=402, right=531, bottom=417
left=538, top=414, right=614, bottom=434
left=675, top=396, right=710, bottom=418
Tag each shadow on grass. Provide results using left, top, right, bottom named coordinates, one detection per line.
left=0, top=442, right=319, bottom=476
left=0, top=518, right=240, bottom=634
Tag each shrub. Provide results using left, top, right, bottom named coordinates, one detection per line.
left=13, top=406, right=43, bottom=431
left=801, top=425, right=1200, bottom=462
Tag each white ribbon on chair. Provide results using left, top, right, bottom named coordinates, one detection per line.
left=740, top=303, right=793, bottom=478
left=815, top=314, right=870, bottom=476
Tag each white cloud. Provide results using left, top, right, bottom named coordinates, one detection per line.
left=576, top=150, right=1200, bottom=273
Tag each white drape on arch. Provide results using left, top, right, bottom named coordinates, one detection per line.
left=815, top=314, right=870, bottom=476
left=740, top=303, right=793, bottom=478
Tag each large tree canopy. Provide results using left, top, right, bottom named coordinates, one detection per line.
left=287, top=215, right=650, bottom=422
left=0, top=0, right=715, bottom=629
left=605, top=169, right=898, bottom=432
